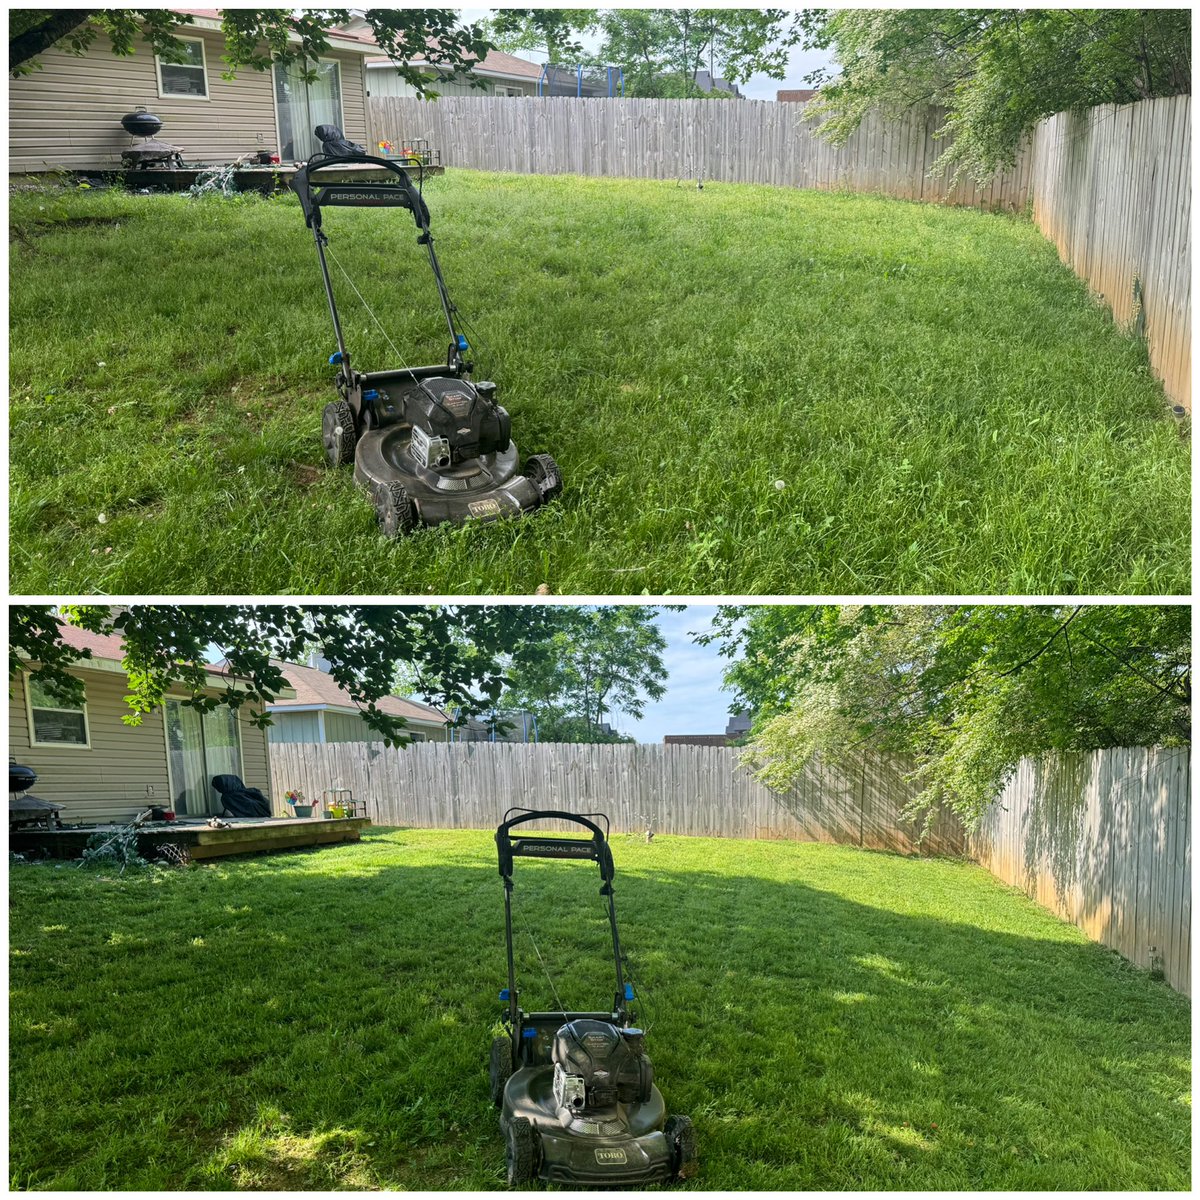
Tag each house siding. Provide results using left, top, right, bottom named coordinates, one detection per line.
left=267, top=708, right=448, bottom=743
left=10, top=669, right=272, bottom=823
left=367, top=68, right=536, bottom=99
left=267, top=710, right=323, bottom=744
left=10, top=25, right=371, bottom=172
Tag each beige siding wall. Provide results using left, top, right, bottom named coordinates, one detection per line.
left=9, top=26, right=370, bottom=172
left=366, top=68, right=537, bottom=100
left=10, top=669, right=272, bottom=824
left=268, top=710, right=324, bottom=744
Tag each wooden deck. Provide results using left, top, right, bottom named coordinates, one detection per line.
left=10, top=816, right=370, bottom=861
left=37, top=162, right=446, bottom=194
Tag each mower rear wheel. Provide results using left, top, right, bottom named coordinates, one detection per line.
left=505, top=1116, right=538, bottom=1187
left=665, top=1114, right=697, bottom=1180
left=322, top=400, right=357, bottom=468
left=371, top=481, right=417, bottom=538
left=524, top=453, right=563, bottom=502
left=489, top=1035, right=513, bottom=1107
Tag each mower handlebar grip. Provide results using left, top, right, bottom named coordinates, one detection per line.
left=290, top=153, right=430, bottom=230
left=496, top=809, right=614, bottom=882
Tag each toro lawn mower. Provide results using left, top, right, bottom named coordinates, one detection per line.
left=490, top=809, right=696, bottom=1187
left=291, top=125, right=561, bottom=534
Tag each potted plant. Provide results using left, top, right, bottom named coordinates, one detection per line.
left=284, top=789, right=314, bottom=818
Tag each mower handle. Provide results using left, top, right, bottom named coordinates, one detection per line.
left=291, top=152, right=430, bottom=230
left=496, top=809, right=614, bottom=882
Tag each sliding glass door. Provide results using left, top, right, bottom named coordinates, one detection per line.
left=165, top=701, right=242, bottom=816
left=274, top=59, right=344, bottom=161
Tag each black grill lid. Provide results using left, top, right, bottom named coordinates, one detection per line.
left=121, top=110, right=163, bottom=138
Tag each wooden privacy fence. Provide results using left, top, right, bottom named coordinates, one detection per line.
left=271, top=739, right=1190, bottom=993
left=970, top=747, right=1191, bottom=995
left=371, top=96, right=1032, bottom=210
left=1031, top=95, right=1191, bottom=409
left=373, top=93, right=1189, bottom=407
left=268, top=741, right=965, bottom=856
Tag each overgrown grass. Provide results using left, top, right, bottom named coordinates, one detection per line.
left=9, top=829, right=1189, bottom=1189
left=9, top=174, right=1188, bottom=595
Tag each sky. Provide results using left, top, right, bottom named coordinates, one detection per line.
left=614, top=605, right=738, bottom=744
left=460, top=7, right=836, bottom=100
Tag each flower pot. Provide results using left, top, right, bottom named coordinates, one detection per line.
left=329, top=806, right=347, bottom=819
left=291, top=804, right=314, bottom=818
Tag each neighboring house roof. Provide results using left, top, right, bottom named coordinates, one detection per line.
left=777, top=88, right=817, bottom=102
left=695, top=70, right=742, bottom=97
left=664, top=734, right=733, bottom=747
left=366, top=46, right=542, bottom=84
left=266, top=660, right=448, bottom=725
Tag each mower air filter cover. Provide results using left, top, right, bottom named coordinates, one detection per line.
left=409, top=378, right=511, bottom=466
left=552, top=1019, right=654, bottom=1108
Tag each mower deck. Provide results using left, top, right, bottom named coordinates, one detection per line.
left=501, top=1067, right=674, bottom=1186
left=352, top=427, right=543, bottom=527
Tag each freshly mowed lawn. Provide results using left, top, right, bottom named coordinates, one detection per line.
left=9, top=172, right=1188, bottom=596
left=9, top=829, right=1189, bottom=1190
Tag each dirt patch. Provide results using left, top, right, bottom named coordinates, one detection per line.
left=289, top=461, right=326, bottom=488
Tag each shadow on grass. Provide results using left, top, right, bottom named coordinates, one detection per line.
left=9, top=837, right=1190, bottom=1191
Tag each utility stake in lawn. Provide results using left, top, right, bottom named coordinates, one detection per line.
left=491, top=809, right=696, bottom=1187
left=291, top=126, right=562, bottom=535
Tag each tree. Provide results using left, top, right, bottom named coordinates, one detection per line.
left=486, top=9, right=598, bottom=61
left=500, top=607, right=668, bottom=741
left=707, top=604, right=1190, bottom=828
left=594, top=8, right=802, bottom=97
left=798, top=8, right=1191, bottom=181
left=10, top=605, right=555, bottom=746
left=9, top=9, right=491, bottom=95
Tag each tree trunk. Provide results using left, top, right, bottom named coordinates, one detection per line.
left=10, top=10, right=96, bottom=73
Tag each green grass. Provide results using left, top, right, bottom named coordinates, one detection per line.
left=9, top=173, right=1189, bottom=595
left=9, top=829, right=1190, bottom=1190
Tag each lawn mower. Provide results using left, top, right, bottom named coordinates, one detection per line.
left=490, top=808, right=696, bottom=1187
left=291, top=125, right=561, bottom=534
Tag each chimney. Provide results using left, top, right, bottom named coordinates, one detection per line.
left=307, top=648, right=333, bottom=673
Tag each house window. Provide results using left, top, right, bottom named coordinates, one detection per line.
left=26, top=678, right=90, bottom=748
left=408, top=731, right=426, bottom=742
left=157, top=36, right=208, bottom=99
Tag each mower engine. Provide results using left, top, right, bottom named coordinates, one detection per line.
left=551, top=1020, right=654, bottom=1126
left=406, top=378, right=511, bottom=470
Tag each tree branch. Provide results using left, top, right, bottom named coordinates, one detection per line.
left=10, top=9, right=95, bottom=72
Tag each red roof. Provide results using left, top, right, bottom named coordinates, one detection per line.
left=777, top=88, right=818, bottom=102
left=54, top=622, right=128, bottom=662
left=270, top=660, right=448, bottom=725
left=169, top=9, right=380, bottom=48
left=52, top=622, right=284, bottom=693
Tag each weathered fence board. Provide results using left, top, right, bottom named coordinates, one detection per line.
left=371, top=97, right=1032, bottom=211
left=1031, top=94, right=1190, bottom=409
left=970, top=746, right=1191, bottom=995
left=268, top=741, right=954, bottom=854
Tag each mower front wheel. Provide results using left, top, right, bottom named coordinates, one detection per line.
left=371, top=481, right=417, bottom=538
left=489, top=1035, right=513, bottom=1107
left=505, top=1116, right=539, bottom=1187
left=665, top=1114, right=697, bottom=1180
left=524, top=453, right=563, bottom=503
left=322, top=400, right=357, bottom=468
